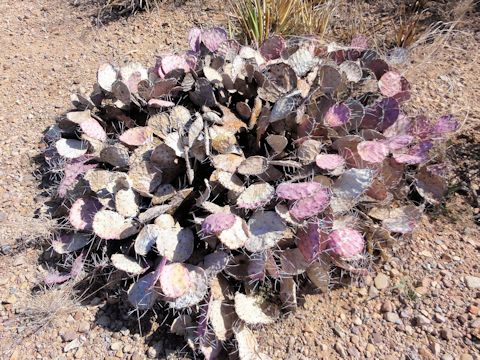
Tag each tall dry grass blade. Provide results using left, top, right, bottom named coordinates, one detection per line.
left=228, top=0, right=336, bottom=45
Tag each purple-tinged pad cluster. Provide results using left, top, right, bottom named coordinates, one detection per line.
left=237, top=183, right=275, bottom=209
left=290, top=189, right=331, bottom=221
left=433, top=114, right=459, bottom=135
left=45, top=253, right=85, bottom=285
left=382, top=205, right=423, bottom=234
left=188, top=27, right=202, bottom=52
left=276, top=182, right=325, bottom=200
left=69, top=196, right=102, bottom=231
left=202, top=213, right=236, bottom=235
left=127, top=272, right=159, bottom=310
left=379, top=70, right=411, bottom=102
left=201, top=27, right=228, bottom=52
left=357, top=140, right=389, bottom=164
left=42, top=29, right=460, bottom=353
left=119, top=127, right=152, bottom=146
left=393, top=140, right=433, bottom=164
left=159, top=55, right=191, bottom=77
left=297, top=223, right=328, bottom=262
left=383, top=135, right=414, bottom=151
left=58, top=156, right=97, bottom=197
left=324, top=103, right=350, bottom=127
left=52, top=233, right=91, bottom=254
left=160, top=263, right=191, bottom=298
left=260, top=35, right=286, bottom=61
left=315, top=154, right=346, bottom=171
left=327, top=228, right=365, bottom=259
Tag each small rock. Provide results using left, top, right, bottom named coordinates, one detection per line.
left=468, top=305, right=479, bottom=315
left=333, top=324, right=345, bottom=338
left=384, top=312, right=402, bottom=325
left=405, top=325, right=414, bottom=335
left=147, top=347, right=157, bottom=359
left=370, top=332, right=382, bottom=344
left=369, top=286, right=379, bottom=297
left=441, top=355, right=454, bottom=360
left=347, top=346, right=360, bottom=358
left=147, top=342, right=163, bottom=359
left=465, top=276, right=480, bottom=289
left=334, top=342, right=347, bottom=358
left=110, top=342, right=122, bottom=351
left=60, top=330, right=77, bottom=342
left=419, top=250, right=433, bottom=257
left=131, top=352, right=144, bottom=360
left=374, top=273, right=390, bottom=290
left=457, top=315, right=468, bottom=325
left=352, top=316, right=362, bottom=326
left=470, top=318, right=480, bottom=328
left=459, top=354, right=473, bottom=360
left=366, top=344, right=375, bottom=353
left=440, top=328, right=452, bottom=341
left=415, top=315, right=431, bottom=326
left=77, top=321, right=90, bottom=333
left=64, top=339, right=81, bottom=353
left=434, top=314, right=446, bottom=323
left=430, top=342, right=441, bottom=356
left=381, top=301, right=393, bottom=313
left=418, top=347, right=433, bottom=360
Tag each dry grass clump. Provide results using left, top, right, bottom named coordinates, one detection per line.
left=100, top=0, right=161, bottom=17
left=11, top=285, right=79, bottom=342
left=228, top=0, right=336, bottom=45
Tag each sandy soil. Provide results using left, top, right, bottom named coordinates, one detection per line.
left=0, top=0, right=479, bottom=359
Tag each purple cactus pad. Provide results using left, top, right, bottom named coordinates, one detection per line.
left=276, top=182, right=325, bottom=201
left=202, top=213, right=237, bottom=235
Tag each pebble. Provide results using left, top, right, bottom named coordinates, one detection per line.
left=470, top=318, right=480, bottom=328
left=64, top=339, right=81, bottom=353
left=60, top=330, right=77, bottom=342
left=459, top=354, right=473, bottom=360
left=458, top=315, right=468, bottom=325
left=347, top=346, right=360, bottom=357
left=441, top=355, right=454, bottom=360
left=434, top=314, right=446, bottom=323
left=415, top=315, right=431, bottom=326
left=369, top=286, right=379, bottom=297
left=381, top=301, right=393, bottom=313
left=465, top=276, right=480, bottom=289
left=110, top=342, right=122, bottom=351
left=77, top=321, right=90, bottom=333
left=352, top=316, right=362, bottom=326
left=430, top=342, right=441, bottom=356
left=374, top=273, right=390, bottom=290
left=334, top=342, right=347, bottom=358
left=370, top=332, right=382, bottom=344
left=440, top=328, right=452, bottom=340
left=384, top=312, right=402, bottom=325
left=468, top=305, right=479, bottom=315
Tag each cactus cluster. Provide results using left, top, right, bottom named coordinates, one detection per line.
left=42, top=28, right=457, bottom=358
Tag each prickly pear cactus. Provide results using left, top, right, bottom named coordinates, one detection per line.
left=41, top=27, right=458, bottom=359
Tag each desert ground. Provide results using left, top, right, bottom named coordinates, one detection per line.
left=0, top=0, right=479, bottom=359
